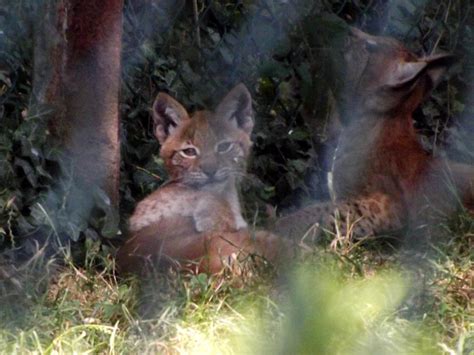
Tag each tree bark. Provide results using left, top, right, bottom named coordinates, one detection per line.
left=33, top=0, right=123, bottom=212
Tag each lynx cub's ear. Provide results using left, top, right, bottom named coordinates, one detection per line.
left=152, top=93, right=189, bottom=144
left=215, top=83, right=254, bottom=135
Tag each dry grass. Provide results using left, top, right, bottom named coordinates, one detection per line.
left=0, top=210, right=472, bottom=354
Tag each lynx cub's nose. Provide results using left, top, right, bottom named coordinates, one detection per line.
left=202, top=160, right=218, bottom=177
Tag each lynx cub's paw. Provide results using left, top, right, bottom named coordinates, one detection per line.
left=234, top=215, right=248, bottom=230
left=192, top=200, right=221, bottom=232
left=193, top=210, right=218, bottom=232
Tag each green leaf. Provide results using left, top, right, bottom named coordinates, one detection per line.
left=14, top=158, right=37, bottom=187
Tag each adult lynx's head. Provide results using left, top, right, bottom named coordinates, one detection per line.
left=340, top=27, right=456, bottom=120
left=153, top=84, right=254, bottom=188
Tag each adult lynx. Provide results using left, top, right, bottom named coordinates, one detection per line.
left=117, top=84, right=283, bottom=275
left=274, top=27, right=473, bottom=241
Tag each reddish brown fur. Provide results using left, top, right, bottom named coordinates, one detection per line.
left=335, top=28, right=472, bottom=216
left=118, top=228, right=283, bottom=275
left=334, top=28, right=469, bottom=200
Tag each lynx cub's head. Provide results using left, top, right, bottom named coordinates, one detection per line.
left=152, top=84, right=253, bottom=188
left=340, top=27, right=456, bottom=119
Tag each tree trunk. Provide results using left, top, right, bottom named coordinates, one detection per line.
left=33, top=0, right=123, bottom=214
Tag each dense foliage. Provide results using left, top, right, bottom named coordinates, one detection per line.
left=0, top=0, right=473, bottom=248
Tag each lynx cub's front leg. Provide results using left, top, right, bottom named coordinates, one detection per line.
left=233, top=214, right=248, bottom=230
left=225, top=187, right=248, bottom=230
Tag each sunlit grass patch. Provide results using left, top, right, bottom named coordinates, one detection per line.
left=123, top=268, right=281, bottom=354
left=261, top=264, right=438, bottom=355
left=134, top=292, right=280, bottom=354
left=421, top=210, right=473, bottom=351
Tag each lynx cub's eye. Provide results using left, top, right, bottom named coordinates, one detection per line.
left=179, top=147, right=198, bottom=158
left=216, top=141, right=234, bottom=154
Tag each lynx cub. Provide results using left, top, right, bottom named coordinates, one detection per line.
left=117, top=84, right=282, bottom=275
left=275, top=27, right=473, bottom=241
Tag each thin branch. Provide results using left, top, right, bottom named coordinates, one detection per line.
left=192, top=0, right=201, bottom=48
left=431, top=0, right=452, bottom=54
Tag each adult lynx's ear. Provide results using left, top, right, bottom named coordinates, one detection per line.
left=387, top=53, right=456, bottom=91
left=386, top=61, right=428, bottom=89
left=423, top=53, right=457, bottom=90
left=152, top=93, right=189, bottom=144
left=215, top=83, right=254, bottom=135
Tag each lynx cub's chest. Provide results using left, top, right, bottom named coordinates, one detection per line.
left=129, top=185, right=238, bottom=235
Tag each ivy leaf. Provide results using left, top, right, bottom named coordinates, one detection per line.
left=14, top=158, right=37, bottom=187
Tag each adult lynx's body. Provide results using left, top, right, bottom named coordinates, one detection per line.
left=275, top=28, right=473, bottom=241
left=117, top=84, right=282, bottom=275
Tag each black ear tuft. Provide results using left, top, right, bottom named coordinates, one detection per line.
left=424, top=53, right=457, bottom=89
left=215, top=83, right=254, bottom=135
left=152, top=93, right=189, bottom=144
